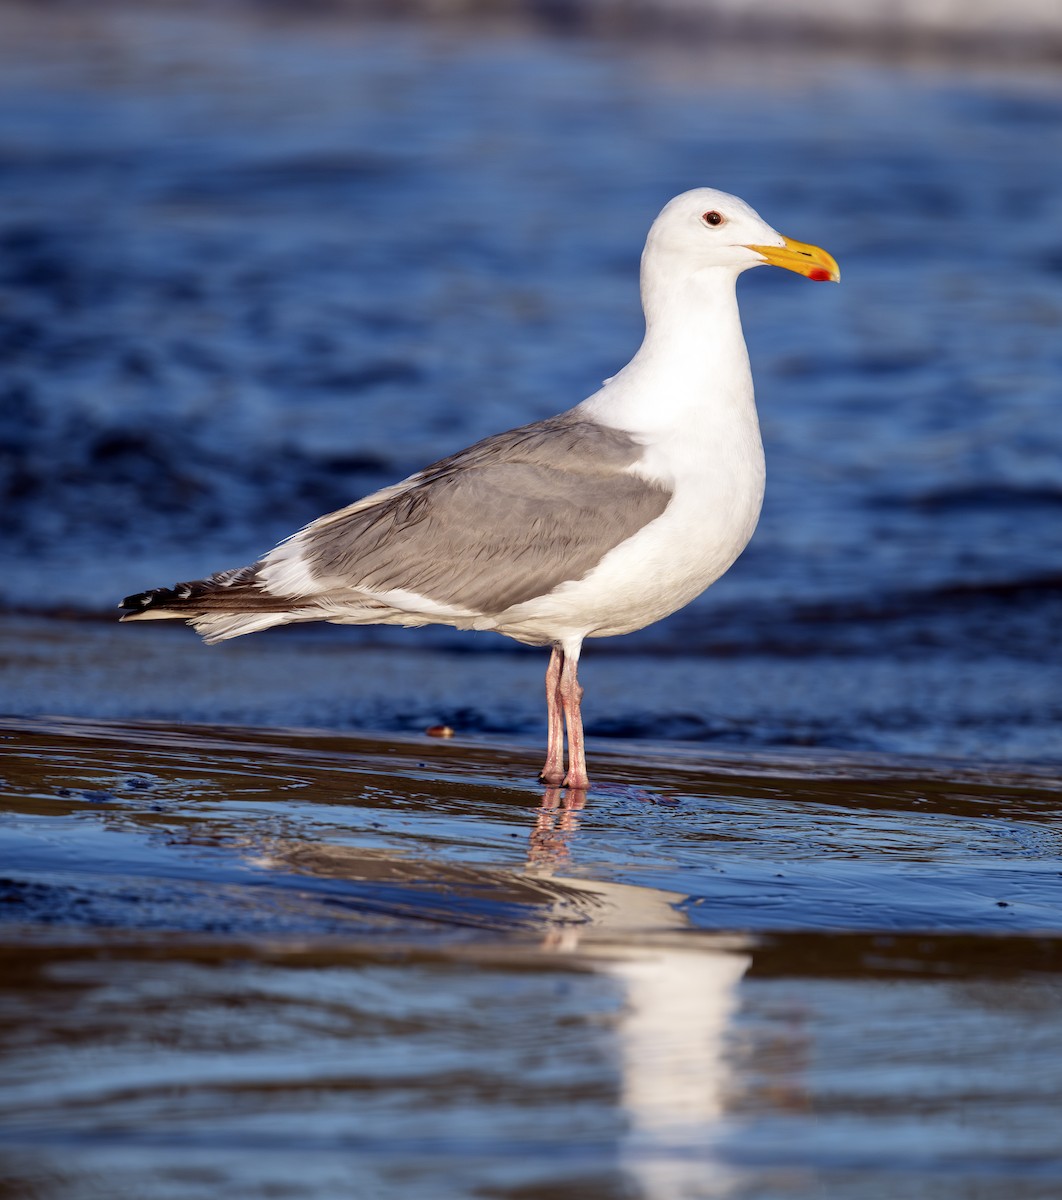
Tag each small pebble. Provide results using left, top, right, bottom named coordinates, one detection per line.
left=425, top=725, right=454, bottom=738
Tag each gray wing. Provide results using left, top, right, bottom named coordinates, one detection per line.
left=298, top=413, right=672, bottom=613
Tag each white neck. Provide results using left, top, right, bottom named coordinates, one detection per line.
left=579, top=262, right=755, bottom=435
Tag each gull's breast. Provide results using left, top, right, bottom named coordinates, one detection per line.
left=490, top=419, right=767, bottom=644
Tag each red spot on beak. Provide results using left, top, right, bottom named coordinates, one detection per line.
left=807, top=267, right=832, bottom=282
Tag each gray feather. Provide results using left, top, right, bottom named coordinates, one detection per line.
left=301, top=413, right=672, bottom=613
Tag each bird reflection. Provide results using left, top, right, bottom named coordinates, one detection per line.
left=237, top=775, right=753, bottom=1200
left=610, top=945, right=750, bottom=1199
left=523, top=784, right=752, bottom=1200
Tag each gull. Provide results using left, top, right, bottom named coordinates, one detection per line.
left=120, top=188, right=838, bottom=789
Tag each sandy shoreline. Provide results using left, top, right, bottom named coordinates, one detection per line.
left=6, top=708, right=1062, bottom=937
left=4, top=709, right=1062, bottom=1197
left=5, top=673, right=1062, bottom=1198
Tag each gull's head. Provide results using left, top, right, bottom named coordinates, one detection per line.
left=644, top=187, right=840, bottom=284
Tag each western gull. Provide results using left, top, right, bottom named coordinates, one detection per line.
left=120, top=188, right=839, bottom=789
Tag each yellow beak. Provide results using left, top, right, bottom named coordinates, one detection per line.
left=746, top=235, right=840, bottom=283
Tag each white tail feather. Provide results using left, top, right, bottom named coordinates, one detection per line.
left=190, top=610, right=309, bottom=644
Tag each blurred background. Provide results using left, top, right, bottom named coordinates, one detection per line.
left=2, top=0, right=1062, bottom=761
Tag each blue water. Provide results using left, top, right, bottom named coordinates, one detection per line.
left=2, top=9, right=1061, bottom=762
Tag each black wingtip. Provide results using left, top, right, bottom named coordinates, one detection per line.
left=119, top=585, right=185, bottom=613
left=119, top=589, right=156, bottom=612
left=118, top=566, right=263, bottom=620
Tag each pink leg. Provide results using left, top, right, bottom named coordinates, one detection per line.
left=559, top=649, right=589, bottom=791
left=539, top=645, right=566, bottom=786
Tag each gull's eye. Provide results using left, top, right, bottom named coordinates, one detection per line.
left=702, top=210, right=724, bottom=227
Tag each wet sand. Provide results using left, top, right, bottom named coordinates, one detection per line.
left=3, top=715, right=1062, bottom=1199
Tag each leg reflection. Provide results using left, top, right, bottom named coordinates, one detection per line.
left=528, top=787, right=587, bottom=867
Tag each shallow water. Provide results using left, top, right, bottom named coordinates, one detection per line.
left=3, top=716, right=1062, bottom=1199
left=6, top=611, right=1062, bottom=764
left=3, top=7, right=1062, bottom=1197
